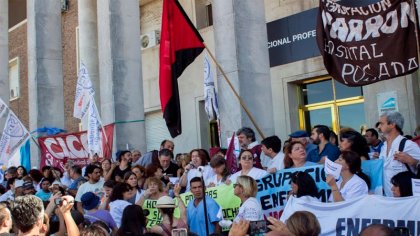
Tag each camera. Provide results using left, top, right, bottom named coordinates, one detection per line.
left=54, top=198, right=63, bottom=206
left=143, top=209, right=150, bottom=217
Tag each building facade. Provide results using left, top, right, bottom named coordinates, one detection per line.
left=3, top=0, right=420, bottom=166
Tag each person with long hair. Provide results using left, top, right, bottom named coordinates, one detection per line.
left=207, top=155, right=231, bottom=187
left=101, top=159, right=112, bottom=180
left=116, top=205, right=147, bottom=236
left=326, top=151, right=370, bottom=202
left=108, top=151, right=132, bottom=182
left=289, top=171, right=319, bottom=201
left=137, top=177, right=167, bottom=206
left=179, top=149, right=215, bottom=191
left=124, top=171, right=143, bottom=204
left=229, top=150, right=268, bottom=184
left=284, top=141, right=317, bottom=169
left=131, top=165, right=146, bottom=189
left=149, top=184, right=187, bottom=235
left=340, top=130, right=370, bottom=160
left=16, top=166, right=28, bottom=179
left=176, top=153, right=191, bottom=178
left=109, top=182, right=136, bottom=227
left=391, top=171, right=415, bottom=197
left=233, top=176, right=263, bottom=221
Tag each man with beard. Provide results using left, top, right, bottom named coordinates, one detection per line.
left=75, top=165, right=104, bottom=213
left=109, top=151, right=132, bottom=182
left=236, top=127, right=264, bottom=169
left=307, top=125, right=340, bottom=164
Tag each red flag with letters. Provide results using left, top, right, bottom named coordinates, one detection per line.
left=159, top=0, right=205, bottom=138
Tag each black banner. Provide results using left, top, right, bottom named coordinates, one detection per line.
left=316, top=0, right=419, bottom=86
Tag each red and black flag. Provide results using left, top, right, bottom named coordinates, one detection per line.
left=159, top=0, right=205, bottom=138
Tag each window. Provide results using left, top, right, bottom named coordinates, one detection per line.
left=195, top=0, right=213, bottom=29
left=9, top=58, right=20, bottom=100
left=299, top=78, right=366, bottom=133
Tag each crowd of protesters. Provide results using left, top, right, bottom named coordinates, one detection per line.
left=0, top=110, right=419, bottom=236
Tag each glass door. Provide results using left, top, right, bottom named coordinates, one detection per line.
left=299, top=78, right=366, bottom=134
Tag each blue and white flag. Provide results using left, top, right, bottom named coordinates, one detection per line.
left=0, top=111, right=30, bottom=164
left=73, top=63, right=95, bottom=119
left=0, top=98, right=7, bottom=118
left=87, top=97, right=102, bottom=155
left=203, top=53, right=220, bottom=121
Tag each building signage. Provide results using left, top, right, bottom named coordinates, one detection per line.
left=377, top=91, right=398, bottom=114
left=267, top=8, right=320, bottom=67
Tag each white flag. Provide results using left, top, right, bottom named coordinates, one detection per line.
left=87, top=97, right=102, bottom=155
left=203, top=53, right=220, bottom=121
left=0, top=112, right=30, bottom=164
left=73, top=63, right=95, bottom=119
left=0, top=98, right=7, bottom=118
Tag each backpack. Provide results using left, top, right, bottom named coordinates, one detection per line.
left=399, top=138, right=420, bottom=178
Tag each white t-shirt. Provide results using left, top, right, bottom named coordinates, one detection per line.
left=206, top=174, right=230, bottom=187
left=75, top=179, right=105, bottom=202
left=109, top=199, right=131, bottom=227
left=229, top=167, right=268, bottom=183
left=260, top=152, right=272, bottom=168
left=186, top=165, right=215, bottom=192
left=380, top=135, right=420, bottom=196
left=267, top=152, right=285, bottom=171
left=329, top=174, right=368, bottom=202
left=234, top=197, right=263, bottom=222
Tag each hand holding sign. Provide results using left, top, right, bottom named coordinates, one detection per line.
left=324, top=158, right=342, bottom=179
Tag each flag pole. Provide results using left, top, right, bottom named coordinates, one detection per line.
left=203, top=44, right=266, bottom=139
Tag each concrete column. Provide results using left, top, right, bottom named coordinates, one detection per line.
left=213, top=0, right=274, bottom=143
left=27, top=0, right=65, bottom=165
left=78, top=0, right=100, bottom=105
left=0, top=0, right=8, bottom=104
left=78, top=0, right=100, bottom=130
left=97, top=0, right=146, bottom=153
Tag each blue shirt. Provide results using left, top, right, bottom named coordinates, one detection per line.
left=306, top=142, right=341, bottom=163
left=69, top=176, right=86, bottom=190
left=187, top=196, right=221, bottom=236
left=369, top=141, right=384, bottom=153
left=35, top=190, right=52, bottom=201
left=305, top=143, right=317, bottom=156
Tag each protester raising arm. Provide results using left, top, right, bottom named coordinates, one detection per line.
left=59, top=195, right=80, bottom=236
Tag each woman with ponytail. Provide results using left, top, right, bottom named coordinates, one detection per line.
left=326, top=151, right=370, bottom=202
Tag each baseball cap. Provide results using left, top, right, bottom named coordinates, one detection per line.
left=22, top=181, right=34, bottom=190
left=289, top=130, right=309, bottom=138
left=81, top=192, right=100, bottom=210
left=156, top=196, right=176, bottom=208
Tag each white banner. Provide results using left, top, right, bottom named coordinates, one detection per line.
left=203, top=53, right=219, bottom=121
left=280, top=195, right=420, bottom=236
left=0, top=98, right=7, bottom=118
left=87, top=97, right=102, bottom=155
left=73, top=63, right=95, bottom=119
left=0, top=112, right=30, bottom=164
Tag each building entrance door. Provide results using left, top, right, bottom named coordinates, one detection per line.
left=299, top=78, right=367, bottom=134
